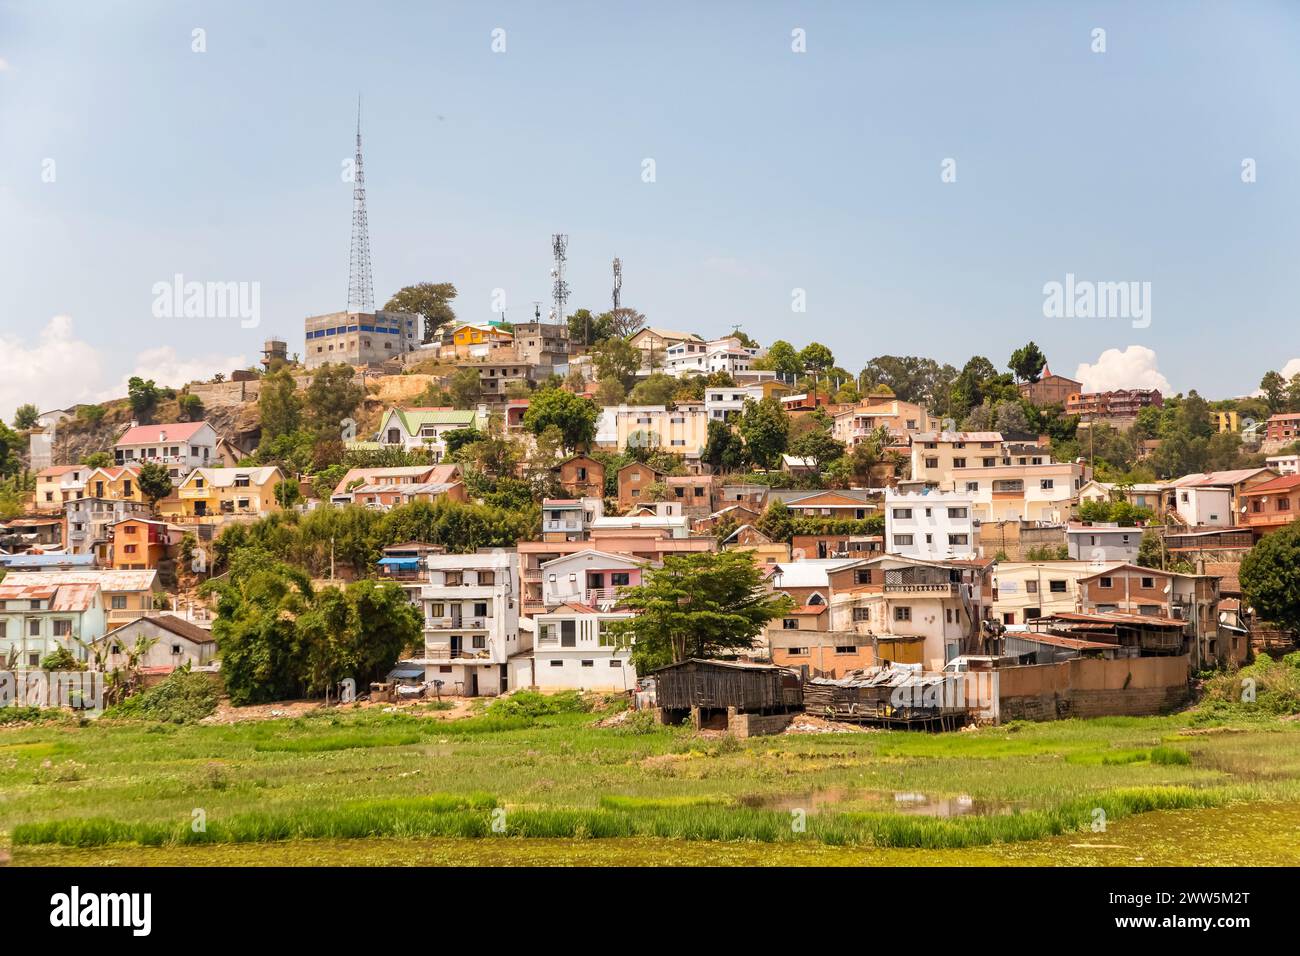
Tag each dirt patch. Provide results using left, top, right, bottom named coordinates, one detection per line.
left=783, top=715, right=876, bottom=735
left=198, top=696, right=476, bottom=725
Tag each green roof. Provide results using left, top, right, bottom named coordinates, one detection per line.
left=390, top=408, right=477, bottom=432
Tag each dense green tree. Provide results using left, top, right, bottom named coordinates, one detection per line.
left=738, top=397, right=789, bottom=469
left=83, top=451, right=113, bottom=469
left=756, top=340, right=803, bottom=381
left=591, top=337, right=641, bottom=391
left=755, top=499, right=794, bottom=542
left=1240, top=521, right=1300, bottom=634
left=627, top=373, right=680, bottom=406
left=701, top=419, right=746, bottom=473
left=788, top=423, right=845, bottom=473
left=1008, top=342, right=1048, bottom=384
left=305, top=364, right=364, bottom=436
left=127, top=377, right=160, bottom=421
left=604, top=550, right=795, bottom=671
left=385, top=282, right=458, bottom=343
left=12, top=404, right=39, bottom=430
left=259, top=369, right=302, bottom=441
left=447, top=367, right=483, bottom=408
left=522, top=388, right=598, bottom=451
left=177, top=393, right=204, bottom=422
left=136, top=461, right=174, bottom=507
left=798, top=342, right=835, bottom=403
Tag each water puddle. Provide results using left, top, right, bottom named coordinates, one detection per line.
left=737, top=788, right=1017, bottom=817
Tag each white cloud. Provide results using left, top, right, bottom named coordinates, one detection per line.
left=1074, top=345, right=1172, bottom=394
left=0, top=315, right=247, bottom=423
left=0, top=57, right=11, bottom=72
left=0, top=316, right=106, bottom=421
left=1279, top=358, right=1300, bottom=380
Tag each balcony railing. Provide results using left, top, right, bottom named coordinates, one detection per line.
left=424, top=644, right=496, bottom=661
left=425, top=617, right=489, bottom=631
left=584, top=587, right=622, bottom=607
left=883, top=582, right=959, bottom=594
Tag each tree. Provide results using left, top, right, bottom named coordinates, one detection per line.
left=83, top=451, right=113, bottom=469
left=606, top=307, right=647, bottom=340
left=275, top=478, right=302, bottom=509
left=12, top=404, right=39, bottom=430
left=1240, top=521, right=1300, bottom=635
left=798, top=342, right=835, bottom=404
left=567, top=308, right=616, bottom=347
left=522, top=388, right=598, bottom=451
left=127, top=377, right=160, bottom=421
left=448, top=367, right=482, bottom=408
left=702, top=420, right=746, bottom=472
left=591, top=337, right=641, bottom=391
left=738, top=397, right=789, bottom=469
left=603, top=550, right=795, bottom=671
left=1261, top=371, right=1287, bottom=415
left=757, top=340, right=803, bottom=381
left=788, top=427, right=845, bottom=473
left=755, top=499, right=794, bottom=542
left=177, top=393, right=203, bottom=422
left=136, top=461, right=174, bottom=508
left=860, top=355, right=958, bottom=410
left=385, top=282, right=458, bottom=343
left=305, top=364, right=364, bottom=436
left=1008, top=342, right=1048, bottom=384
left=296, top=580, right=423, bottom=696
left=76, top=404, right=106, bottom=426
left=259, top=369, right=301, bottom=441
left=628, top=373, right=680, bottom=406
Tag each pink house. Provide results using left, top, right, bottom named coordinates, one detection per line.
left=539, top=549, right=647, bottom=610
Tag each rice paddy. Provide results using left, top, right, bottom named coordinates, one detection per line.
left=3, top=703, right=1299, bottom=865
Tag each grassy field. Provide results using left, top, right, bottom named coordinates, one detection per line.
left=3, top=701, right=1299, bottom=865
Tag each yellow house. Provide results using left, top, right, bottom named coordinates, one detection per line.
left=160, top=466, right=284, bottom=519
left=451, top=323, right=513, bottom=348
left=612, top=403, right=710, bottom=458
left=83, top=465, right=144, bottom=503
left=34, top=465, right=89, bottom=512
left=1209, top=410, right=1240, bottom=434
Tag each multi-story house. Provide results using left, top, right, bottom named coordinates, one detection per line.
left=1066, top=388, right=1163, bottom=425
left=110, top=517, right=183, bottom=570
left=909, top=431, right=1005, bottom=487
left=990, top=560, right=1118, bottom=626
left=1017, top=371, right=1082, bottom=407
left=628, top=327, right=705, bottom=367
left=114, top=421, right=219, bottom=479
left=885, top=489, right=976, bottom=560
left=161, top=466, right=284, bottom=520
left=662, top=336, right=760, bottom=378
left=1239, top=473, right=1300, bottom=539
left=418, top=551, right=521, bottom=696
left=521, top=605, right=636, bottom=691
left=34, top=465, right=89, bottom=512
left=0, top=569, right=163, bottom=636
left=303, top=309, right=420, bottom=369
left=616, top=462, right=662, bottom=509
left=1209, top=410, right=1240, bottom=434
left=608, top=403, right=710, bottom=459
left=770, top=489, right=876, bottom=521
left=83, top=465, right=144, bottom=503
left=1263, top=412, right=1300, bottom=450
left=832, top=396, right=932, bottom=447
left=1077, top=479, right=1163, bottom=514
left=1065, top=522, right=1143, bottom=562
left=372, top=407, right=481, bottom=460
left=554, top=455, right=606, bottom=499
left=1265, top=454, right=1299, bottom=476
left=589, top=513, right=690, bottom=539
left=329, top=465, right=461, bottom=505
left=64, top=497, right=153, bottom=560
left=765, top=558, right=875, bottom=674
left=442, top=321, right=514, bottom=359
left=343, top=479, right=466, bottom=511
left=829, top=555, right=993, bottom=670
left=517, top=534, right=714, bottom=609
left=1161, top=468, right=1277, bottom=528
left=509, top=321, right=571, bottom=376
left=0, top=578, right=104, bottom=667
left=464, top=360, right=532, bottom=407
left=539, top=549, right=646, bottom=609
left=541, top=498, right=604, bottom=542
left=704, top=381, right=789, bottom=422
left=951, top=460, right=1088, bottom=523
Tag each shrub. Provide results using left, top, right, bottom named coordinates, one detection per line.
left=487, top=690, right=588, bottom=719
left=104, top=669, right=219, bottom=724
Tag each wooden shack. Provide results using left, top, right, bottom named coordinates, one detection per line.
left=651, top=659, right=802, bottom=736
left=803, top=662, right=971, bottom=730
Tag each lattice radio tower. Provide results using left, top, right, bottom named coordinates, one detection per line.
left=550, top=234, right=569, bottom=325
left=612, top=257, right=622, bottom=311
left=347, top=96, right=375, bottom=312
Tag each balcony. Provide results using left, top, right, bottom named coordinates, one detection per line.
left=424, top=643, right=497, bottom=661
left=584, top=587, right=623, bottom=607
left=425, top=617, right=489, bottom=631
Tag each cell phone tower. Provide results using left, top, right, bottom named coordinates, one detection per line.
left=612, top=257, right=622, bottom=312
left=347, top=96, right=374, bottom=313
left=551, top=234, right=569, bottom=326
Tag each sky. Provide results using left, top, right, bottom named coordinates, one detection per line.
left=2, top=0, right=1299, bottom=421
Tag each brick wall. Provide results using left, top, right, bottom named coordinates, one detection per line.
left=997, top=654, right=1189, bottom=721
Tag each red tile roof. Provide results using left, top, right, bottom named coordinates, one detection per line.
left=116, top=421, right=210, bottom=446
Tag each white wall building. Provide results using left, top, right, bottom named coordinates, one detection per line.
left=418, top=551, right=522, bottom=696
left=885, top=490, right=977, bottom=560
left=704, top=382, right=771, bottom=421
left=661, top=337, right=762, bottom=378
left=114, top=421, right=219, bottom=479
left=515, top=606, right=637, bottom=691
left=1266, top=454, right=1299, bottom=476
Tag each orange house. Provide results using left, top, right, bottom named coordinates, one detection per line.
left=110, top=517, right=182, bottom=570
left=1240, top=474, right=1300, bottom=538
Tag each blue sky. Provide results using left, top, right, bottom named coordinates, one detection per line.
left=2, top=0, right=1298, bottom=420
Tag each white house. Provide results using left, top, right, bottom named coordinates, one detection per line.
left=1265, top=454, right=1299, bottom=476
left=541, top=498, right=604, bottom=541
left=94, top=614, right=217, bottom=671
left=1065, top=522, right=1143, bottom=563
left=372, top=406, right=482, bottom=460
left=704, top=382, right=771, bottom=422
left=516, top=605, right=636, bottom=691
left=0, top=578, right=105, bottom=668
left=539, top=549, right=647, bottom=609
left=114, top=420, right=219, bottom=479
left=661, top=336, right=761, bottom=378
left=418, top=551, right=522, bottom=696
left=885, top=489, right=977, bottom=560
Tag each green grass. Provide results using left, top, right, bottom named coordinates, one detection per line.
left=3, top=704, right=1299, bottom=858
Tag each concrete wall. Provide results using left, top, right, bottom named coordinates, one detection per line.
left=998, top=654, right=1190, bottom=721
left=188, top=380, right=262, bottom=405
left=725, top=709, right=794, bottom=738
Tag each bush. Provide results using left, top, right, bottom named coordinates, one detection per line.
left=1196, top=653, right=1300, bottom=722
left=486, top=690, right=589, bottom=720
left=104, top=669, right=219, bottom=724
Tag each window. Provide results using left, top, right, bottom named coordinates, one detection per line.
left=171, top=644, right=182, bottom=655
left=892, top=534, right=914, bottom=546
left=1049, top=580, right=1067, bottom=593
left=473, top=602, right=488, bottom=618
left=561, top=620, right=577, bottom=647
left=947, top=507, right=968, bottom=518
left=111, top=595, right=127, bottom=610
left=550, top=660, right=564, bottom=667
left=892, top=508, right=912, bottom=519
left=472, top=636, right=486, bottom=649
left=834, top=646, right=857, bottom=655
left=1040, top=479, right=1054, bottom=490
left=53, top=619, right=72, bottom=636
left=785, top=647, right=808, bottom=656
left=894, top=606, right=912, bottom=622
left=947, top=534, right=969, bottom=546
left=1026, top=580, right=1038, bottom=594
left=782, top=619, right=799, bottom=630
left=1139, top=605, right=1161, bottom=616
left=609, top=660, right=623, bottom=667
left=965, top=481, right=979, bottom=492
left=29, top=619, right=41, bottom=636
left=982, top=457, right=996, bottom=467
left=852, top=607, right=870, bottom=622
left=611, top=572, right=631, bottom=587
left=1098, top=576, right=1113, bottom=589
left=952, top=457, right=966, bottom=468
left=925, top=457, right=939, bottom=469
left=1140, top=577, right=1155, bottom=589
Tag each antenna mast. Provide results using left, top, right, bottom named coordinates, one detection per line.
left=612, top=257, right=622, bottom=311
left=347, top=96, right=374, bottom=312
left=551, top=234, right=569, bottom=326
